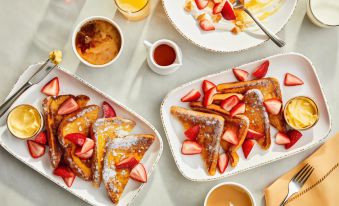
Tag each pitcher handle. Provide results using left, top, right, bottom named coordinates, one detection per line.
left=144, top=40, right=153, bottom=49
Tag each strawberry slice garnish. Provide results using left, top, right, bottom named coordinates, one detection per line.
left=53, top=166, right=74, bottom=178
left=221, top=95, right=240, bottom=111
left=34, top=131, right=47, bottom=145
left=232, top=68, right=249, bottom=82
left=64, top=133, right=87, bottom=146
left=246, top=129, right=264, bottom=140
left=181, top=89, right=201, bottom=102
left=76, top=148, right=93, bottom=159
left=75, top=138, right=94, bottom=157
left=203, top=87, right=217, bottom=107
left=230, top=102, right=245, bottom=117
left=130, top=163, right=147, bottom=183
left=252, top=60, right=269, bottom=79
left=202, top=80, right=216, bottom=93
left=284, top=73, right=304, bottom=86
left=57, top=98, right=79, bottom=115
left=194, top=0, right=209, bottom=10
left=218, top=153, right=229, bottom=173
left=242, top=139, right=254, bottom=159
left=213, top=0, right=226, bottom=14
left=102, top=101, right=116, bottom=118
left=116, top=156, right=139, bottom=169
left=184, top=125, right=200, bottom=141
left=222, top=128, right=239, bottom=145
left=181, top=140, right=202, bottom=155
left=199, top=19, right=215, bottom=31
left=27, top=140, right=45, bottom=158
left=41, top=77, right=59, bottom=96
left=221, top=0, right=236, bottom=20
left=263, top=98, right=282, bottom=115
left=285, top=130, right=303, bottom=149
left=63, top=174, right=76, bottom=187
left=275, top=132, right=291, bottom=145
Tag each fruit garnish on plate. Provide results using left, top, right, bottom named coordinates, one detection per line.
left=222, top=128, right=238, bottom=145
left=218, top=153, right=229, bottom=173
left=275, top=132, right=290, bottom=145
left=27, top=140, right=45, bottom=158
left=242, top=139, right=254, bottom=159
left=195, top=0, right=209, bottom=10
left=233, top=68, right=249, bottom=82
left=57, top=97, right=79, bottom=115
left=202, top=80, right=216, bottom=93
left=181, top=140, right=203, bottom=155
left=221, top=0, right=236, bottom=20
left=220, top=95, right=240, bottom=111
left=130, top=163, right=148, bottom=183
left=181, top=89, right=201, bottom=102
left=199, top=19, right=216, bottom=31
left=115, top=156, right=139, bottom=169
left=285, top=130, right=303, bottom=149
left=284, top=73, right=304, bottom=86
left=184, top=125, right=200, bottom=141
left=41, top=77, right=59, bottom=96
left=230, top=102, right=245, bottom=117
left=203, top=87, right=217, bottom=106
left=34, top=131, right=47, bottom=145
left=252, top=60, right=269, bottom=79
left=102, top=101, right=116, bottom=118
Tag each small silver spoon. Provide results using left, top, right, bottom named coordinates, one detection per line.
left=233, top=0, right=286, bottom=47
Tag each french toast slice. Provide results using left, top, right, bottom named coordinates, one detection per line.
left=243, top=89, right=271, bottom=150
left=189, top=102, right=249, bottom=167
left=216, top=77, right=286, bottom=132
left=103, top=134, right=154, bottom=204
left=42, top=95, right=90, bottom=168
left=91, top=117, right=136, bottom=188
left=58, top=105, right=100, bottom=180
left=171, top=106, right=224, bottom=175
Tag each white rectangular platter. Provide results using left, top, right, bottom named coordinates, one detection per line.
left=161, top=53, right=331, bottom=181
left=0, top=62, right=163, bottom=205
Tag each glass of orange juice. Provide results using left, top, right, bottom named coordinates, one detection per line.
left=114, top=0, right=150, bottom=21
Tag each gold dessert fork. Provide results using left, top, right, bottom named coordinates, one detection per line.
left=280, top=163, right=314, bottom=206
left=233, top=0, right=286, bottom=47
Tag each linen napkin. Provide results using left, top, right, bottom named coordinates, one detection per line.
left=264, top=132, right=339, bottom=206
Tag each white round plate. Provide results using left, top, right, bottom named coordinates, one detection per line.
left=162, top=0, right=297, bottom=52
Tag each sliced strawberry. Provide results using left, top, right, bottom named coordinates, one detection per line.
left=203, top=87, right=217, bottom=107
left=230, top=102, right=245, bottom=117
left=263, top=98, right=282, bottom=115
left=232, top=68, right=249, bottom=82
left=246, top=129, right=264, bottom=140
left=284, top=73, right=304, bottom=86
left=275, top=132, right=291, bottom=145
left=285, top=130, right=303, bottom=149
left=115, top=156, right=139, bottom=169
left=57, top=98, right=79, bottom=115
left=181, top=89, right=201, bottom=102
left=221, top=128, right=239, bottom=145
left=199, top=19, right=215, bottom=31
left=218, top=153, right=229, bottom=173
left=194, top=0, right=209, bottom=10
left=34, top=131, right=47, bottom=145
left=75, top=138, right=94, bottom=156
left=184, top=125, right=200, bottom=141
left=41, top=77, right=59, bottom=96
left=130, top=163, right=147, bottom=183
left=253, top=60, right=269, bottom=79
left=63, top=175, right=76, bottom=187
left=202, top=80, right=216, bottom=93
left=242, top=139, right=254, bottom=159
left=27, top=140, right=45, bottom=158
left=102, top=101, right=116, bottom=118
left=181, top=140, right=202, bottom=155
left=64, top=133, right=87, bottom=146
left=221, top=95, right=240, bottom=111
left=53, top=166, right=74, bottom=178
left=213, top=0, right=226, bottom=14
left=75, top=148, right=93, bottom=159
left=221, top=0, right=236, bottom=20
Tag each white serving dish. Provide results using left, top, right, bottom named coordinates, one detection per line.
left=0, top=62, right=163, bottom=205
left=161, top=53, right=331, bottom=181
left=162, top=0, right=297, bottom=52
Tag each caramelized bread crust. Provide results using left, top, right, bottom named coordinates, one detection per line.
left=216, top=77, right=286, bottom=132
left=171, top=106, right=224, bottom=175
left=103, top=134, right=154, bottom=204
left=91, top=117, right=136, bottom=188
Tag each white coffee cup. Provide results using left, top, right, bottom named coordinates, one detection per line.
left=144, top=39, right=182, bottom=75
left=307, top=0, right=339, bottom=28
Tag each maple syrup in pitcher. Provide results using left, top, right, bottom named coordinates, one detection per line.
left=153, top=44, right=176, bottom=67
left=206, top=184, right=253, bottom=206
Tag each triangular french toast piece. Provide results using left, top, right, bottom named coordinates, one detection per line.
left=243, top=89, right=271, bottom=150
left=58, top=105, right=100, bottom=180
left=91, top=117, right=136, bottom=188
left=189, top=102, right=249, bottom=167
left=216, top=77, right=286, bottom=132
left=171, top=106, right=224, bottom=176
left=103, top=134, right=154, bottom=204
left=42, top=95, right=90, bottom=168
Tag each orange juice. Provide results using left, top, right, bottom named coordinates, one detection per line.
left=115, top=0, right=150, bottom=21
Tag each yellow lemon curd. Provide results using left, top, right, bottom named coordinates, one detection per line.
left=285, top=97, right=318, bottom=129
left=7, top=105, right=42, bottom=139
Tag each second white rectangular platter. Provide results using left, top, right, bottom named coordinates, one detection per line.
left=161, top=53, right=331, bottom=181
